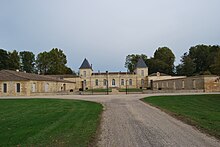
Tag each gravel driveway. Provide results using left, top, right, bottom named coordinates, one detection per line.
left=2, top=93, right=220, bottom=147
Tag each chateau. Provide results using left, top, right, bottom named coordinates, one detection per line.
left=0, top=58, right=219, bottom=96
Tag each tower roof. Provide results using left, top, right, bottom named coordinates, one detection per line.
left=136, top=57, right=147, bottom=68
left=79, top=58, right=92, bottom=69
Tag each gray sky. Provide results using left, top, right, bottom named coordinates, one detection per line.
left=0, top=0, right=220, bottom=72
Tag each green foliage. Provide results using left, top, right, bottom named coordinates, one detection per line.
left=36, top=51, right=50, bottom=74
left=0, top=49, right=9, bottom=70
left=176, top=52, right=196, bottom=76
left=147, top=58, right=170, bottom=74
left=125, top=54, right=147, bottom=72
left=142, top=95, right=220, bottom=139
left=124, top=47, right=175, bottom=75
left=20, top=51, right=35, bottom=73
left=210, top=50, right=220, bottom=75
left=0, top=99, right=103, bottom=147
left=47, top=48, right=67, bottom=74
left=8, top=50, right=20, bottom=70
left=36, top=48, right=73, bottom=75
left=177, top=45, right=220, bottom=76
left=153, top=47, right=175, bottom=75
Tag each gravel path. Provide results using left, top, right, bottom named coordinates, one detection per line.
left=2, top=93, right=220, bottom=147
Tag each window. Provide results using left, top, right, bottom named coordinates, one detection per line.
left=103, top=79, right=107, bottom=86
left=16, top=83, right=20, bottom=93
left=182, top=80, right=185, bottom=89
left=173, top=82, right=176, bottom=89
left=141, top=70, right=144, bottom=76
left=84, top=80, right=86, bottom=86
left=141, top=79, right=144, bottom=85
left=129, top=79, right=132, bottom=85
left=45, top=83, right=49, bottom=92
left=112, top=79, right=115, bottom=86
left=193, top=79, right=196, bottom=89
left=121, top=79, right=124, bottom=85
left=95, top=79, right=98, bottom=86
left=32, top=83, right=36, bottom=92
left=3, top=83, right=7, bottom=93
left=83, top=71, right=86, bottom=77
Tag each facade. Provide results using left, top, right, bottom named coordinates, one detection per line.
left=1, top=58, right=219, bottom=96
left=0, top=70, right=75, bottom=96
left=152, top=75, right=220, bottom=92
left=76, top=58, right=148, bottom=90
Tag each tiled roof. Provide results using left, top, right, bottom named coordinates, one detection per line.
left=79, top=58, right=92, bottom=69
left=0, top=70, right=74, bottom=83
left=135, top=58, right=147, bottom=68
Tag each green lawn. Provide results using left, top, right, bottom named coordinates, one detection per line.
left=0, top=99, right=103, bottom=147
left=142, top=94, right=220, bottom=139
left=119, top=88, right=143, bottom=92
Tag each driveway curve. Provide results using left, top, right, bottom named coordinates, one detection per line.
left=2, top=93, right=220, bottom=147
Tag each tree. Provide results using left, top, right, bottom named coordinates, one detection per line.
left=125, top=54, right=147, bottom=72
left=8, top=50, right=20, bottom=70
left=154, top=47, right=175, bottom=75
left=188, top=45, right=210, bottom=73
left=36, top=51, right=50, bottom=74
left=47, top=48, right=67, bottom=74
left=20, top=51, right=35, bottom=73
left=210, top=50, right=220, bottom=75
left=36, top=48, right=74, bottom=75
left=0, top=49, right=9, bottom=70
left=176, top=53, right=196, bottom=76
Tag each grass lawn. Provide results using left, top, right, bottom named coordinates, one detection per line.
left=0, top=99, right=103, bottom=147
left=119, top=88, right=143, bottom=92
left=86, top=88, right=112, bottom=92
left=142, top=94, right=220, bottom=139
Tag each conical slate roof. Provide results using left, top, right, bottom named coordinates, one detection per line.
left=136, top=57, right=147, bottom=68
left=79, top=58, right=92, bottom=69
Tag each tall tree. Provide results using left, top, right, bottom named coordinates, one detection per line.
left=20, top=51, right=35, bottom=73
left=8, top=50, right=20, bottom=70
left=176, top=52, right=196, bottom=76
left=188, top=45, right=210, bottom=73
left=47, top=48, right=67, bottom=74
left=210, top=50, right=220, bottom=75
left=36, top=51, right=50, bottom=74
left=0, top=49, right=9, bottom=70
left=125, top=54, right=147, bottom=72
left=154, top=47, right=175, bottom=75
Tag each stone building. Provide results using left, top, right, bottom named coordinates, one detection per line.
left=1, top=57, right=219, bottom=96
left=75, top=58, right=148, bottom=90
left=0, top=70, right=75, bottom=96
left=152, top=75, right=220, bottom=92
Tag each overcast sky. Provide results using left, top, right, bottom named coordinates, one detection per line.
left=0, top=0, right=220, bottom=72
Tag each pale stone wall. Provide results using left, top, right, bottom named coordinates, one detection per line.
left=204, top=76, right=220, bottom=92
left=0, top=81, right=29, bottom=96
left=151, top=75, right=220, bottom=92
left=0, top=80, right=75, bottom=97
left=65, top=72, right=148, bottom=90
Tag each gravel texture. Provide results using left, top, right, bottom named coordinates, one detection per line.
left=2, top=93, right=220, bottom=147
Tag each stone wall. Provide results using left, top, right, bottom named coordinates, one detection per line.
left=0, top=80, right=75, bottom=97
